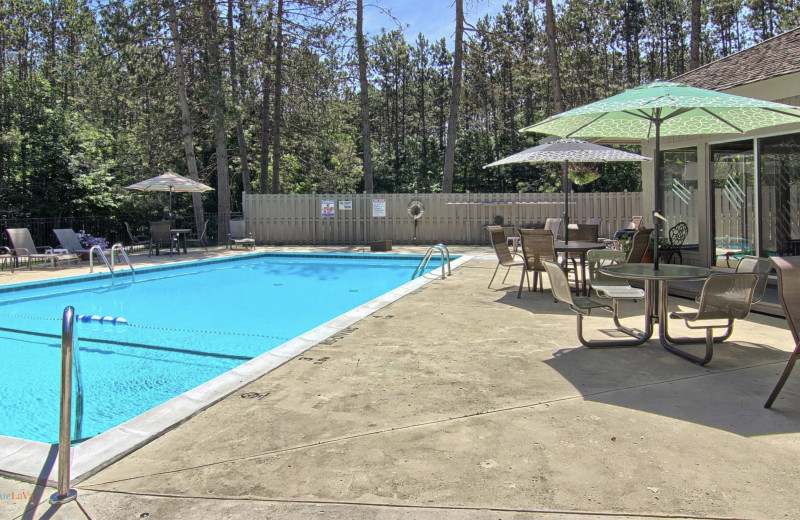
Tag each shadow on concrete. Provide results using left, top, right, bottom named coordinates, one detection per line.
left=491, top=286, right=800, bottom=437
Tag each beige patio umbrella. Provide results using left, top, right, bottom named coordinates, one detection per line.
left=126, top=172, right=213, bottom=221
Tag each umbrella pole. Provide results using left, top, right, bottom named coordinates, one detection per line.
left=653, top=118, right=661, bottom=270
left=563, top=160, right=569, bottom=244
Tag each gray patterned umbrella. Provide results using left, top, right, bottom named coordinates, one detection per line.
left=483, top=138, right=650, bottom=243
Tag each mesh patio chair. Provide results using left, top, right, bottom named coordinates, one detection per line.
left=667, top=273, right=759, bottom=365
left=587, top=249, right=647, bottom=339
left=149, top=220, right=174, bottom=256
left=734, top=255, right=772, bottom=304
left=764, top=257, right=800, bottom=408
left=658, top=222, right=688, bottom=264
left=543, top=259, right=648, bottom=347
left=543, top=217, right=561, bottom=239
left=185, top=220, right=209, bottom=252
left=1, top=246, right=15, bottom=273
left=228, top=220, right=255, bottom=249
left=486, top=225, right=526, bottom=289
left=125, top=222, right=148, bottom=253
left=54, top=228, right=111, bottom=256
left=627, top=216, right=642, bottom=229
left=7, top=228, right=81, bottom=269
left=625, top=226, right=652, bottom=263
left=517, top=228, right=561, bottom=297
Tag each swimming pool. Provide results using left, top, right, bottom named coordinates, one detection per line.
left=0, top=252, right=453, bottom=445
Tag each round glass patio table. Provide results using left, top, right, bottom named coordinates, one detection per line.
left=600, top=264, right=713, bottom=354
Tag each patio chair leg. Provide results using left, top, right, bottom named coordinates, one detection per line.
left=611, top=300, right=647, bottom=339
left=764, top=344, right=800, bottom=408
left=661, top=325, right=718, bottom=365
left=517, top=268, right=527, bottom=298
left=489, top=263, right=501, bottom=288
left=577, top=313, right=648, bottom=348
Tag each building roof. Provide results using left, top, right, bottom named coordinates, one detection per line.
left=671, top=26, right=800, bottom=91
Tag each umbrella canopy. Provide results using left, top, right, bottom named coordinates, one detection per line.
left=126, top=172, right=213, bottom=220
left=520, top=81, right=800, bottom=267
left=483, top=138, right=650, bottom=243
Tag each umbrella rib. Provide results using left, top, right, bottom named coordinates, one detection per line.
left=694, top=107, right=744, bottom=133
left=762, top=107, right=800, bottom=120
left=562, top=113, right=609, bottom=137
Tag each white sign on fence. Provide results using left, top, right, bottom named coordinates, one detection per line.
left=372, top=198, right=386, bottom=217
left=338, top=200, right=352, bottom=210
left=321, top=199, right=335, bottom=218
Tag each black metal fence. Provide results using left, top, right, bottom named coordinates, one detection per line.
left=0, top=213, right=241, bottom=250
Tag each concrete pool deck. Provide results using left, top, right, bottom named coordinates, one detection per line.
left=1, top=245, right=799, bottom=519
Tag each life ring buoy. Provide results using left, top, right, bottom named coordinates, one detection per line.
left=407, top=200, right=425, bottom=219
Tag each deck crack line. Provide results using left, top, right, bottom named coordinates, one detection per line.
left=73, top=488, right=761, bottom=520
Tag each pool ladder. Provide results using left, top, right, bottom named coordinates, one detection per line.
left=89, top=243, right=135, bottom=278
left=412, top=244, right=451, bottom=280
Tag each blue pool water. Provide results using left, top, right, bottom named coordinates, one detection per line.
left=0, top=253, right=439, bottom=444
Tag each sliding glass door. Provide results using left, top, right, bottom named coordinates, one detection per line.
left=709, top=140, right=755, bottom=266
left=760, top=132, right=800, bottom=256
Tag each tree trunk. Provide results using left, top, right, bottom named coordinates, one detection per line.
left=202, top=0, right=231, bottom=241
left=168, top=0, right=206, bottom=237
left=690, top=0, right=700, bottom=70
left=271, top=0, right=284, bottom=194
left=545, top=0, right=564, bottom=113
left=227, top=0, right=252, bottom=194
left=356, top=0, right=374, bottom=193
left=442, top=0, right=463, bottom=194
left=260, top=4, right=273, bottom=194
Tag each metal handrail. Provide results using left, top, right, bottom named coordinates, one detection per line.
left=50, top=306, right=78, bottom=505
left=110, top=242, right=135, bottom=279
left=412, top=243, right=451, bottom=280
left=88, top=245, right=112, bottom=274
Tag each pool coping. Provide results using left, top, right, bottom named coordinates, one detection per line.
left=0, top=252, right=472, bottom=486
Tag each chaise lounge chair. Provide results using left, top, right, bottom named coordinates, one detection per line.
left=53, top=228, right=110, bottom=257
left=7, top=228, right=81, bottom=269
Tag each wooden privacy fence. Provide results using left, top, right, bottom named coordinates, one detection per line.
left=243, top=192, right=642, bottom=246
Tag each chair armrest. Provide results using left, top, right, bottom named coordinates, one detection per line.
left=36, top=245, right=54, bottom=253
left=12, top=247, right=32, bottom=256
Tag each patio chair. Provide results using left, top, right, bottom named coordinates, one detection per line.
left=0, top=246, right=14, bottom=273
left=185, top=220, right=209, bottom=252
left=587, top=249, right=647, bottom=338
left=517, top=228, right=570, bottom=297
left=764, top=257, right=800, bottom=408
left=7, top=228, right=81, bottom=269
left=485, top=225, right=526, bottom=289
left=543, top=217, right=561, bottom=239
left=54, top=228, right=110, bottom=256
left=228, top=220, right=255, bottom=249
left=543, top=259, right=648, bottom=347
left=124, top=222, right=148, bottom=253
left=625, top=226, right=652, bottom=263
left=734, top=255, right=772, bottom=304
left=658, top=222, right=688, bottom=264
left=149, top=220, right=174, bottom=256
left=667, top=273, right=759, bottom=365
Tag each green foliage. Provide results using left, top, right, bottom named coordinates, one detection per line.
left=0, top=0, right=796, bottom=220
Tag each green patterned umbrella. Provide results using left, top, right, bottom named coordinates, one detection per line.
left=520, top=81, right=800, bottom=268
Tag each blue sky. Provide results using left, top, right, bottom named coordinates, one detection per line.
left=362, top=1, right=507, bottom=47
